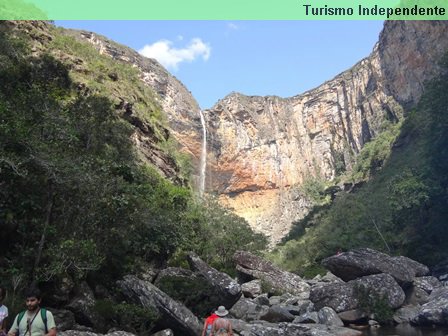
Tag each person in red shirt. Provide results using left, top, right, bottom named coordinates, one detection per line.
left=201, top=308, right=218, bottom=336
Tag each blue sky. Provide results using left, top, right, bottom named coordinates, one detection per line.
left=55, top=21, right=384, bottom=109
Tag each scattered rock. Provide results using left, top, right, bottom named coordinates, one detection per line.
left=234, top=251, right=310, bottom=296
left=322, top=248, right=426, bottom=285
left=187, top=252, right=242, bottom=308
left=241, top=279, right=262, bottom=298
left=118, top=275, right=201, bottom=336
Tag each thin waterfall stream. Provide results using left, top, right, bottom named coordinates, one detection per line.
left=199, top=109, right=207, bottom=197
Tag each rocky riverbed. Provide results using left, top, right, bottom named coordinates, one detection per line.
left=53, top=248, right=448, bottom=336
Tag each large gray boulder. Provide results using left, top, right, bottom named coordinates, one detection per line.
left=322, top=248, right=428, bottom=284
left=153, top=266, right=215, bottom=316
left=412, top=288, right=448, bottom=326
left=66, top=282, right=103, bottom=329
left=318, top=307, right=344, bottom=327
left=405, top=276, right=442, bottom=305
left=187, top=252, right=242, bottom=308
left=117, top=275, right=201, bottom=336
left=241, top=279, right=262, bottom=298
left=51, top=309, right=76, bottom=331
left=393, top=305, right=420, bottom=324
left=229, top=297, right=269, bottom=321
left=233, top=251, right=310, bottom=296
left=310, top=282, right=356, bottom=312
left=310, top=273, right=405, bottom=312
left=259, top=306, right=295, bottom=323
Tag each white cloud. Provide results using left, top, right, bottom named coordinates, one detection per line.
left=227, top=23, right=239, bottom=30
left=139, top=38, right=211, bottom=70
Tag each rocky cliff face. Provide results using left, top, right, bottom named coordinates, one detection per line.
left=63, top=28, right=204, bottom=188
left=202, top=21, right=448, bottom=243
left=33, top=21, right=448, bottom=244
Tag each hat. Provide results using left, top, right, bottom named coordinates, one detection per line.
left=215, top=306, right=229, bottom=317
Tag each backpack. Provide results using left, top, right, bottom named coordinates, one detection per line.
left=16, top=308, right=48, bottom=336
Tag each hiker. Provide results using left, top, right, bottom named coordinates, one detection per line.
left=211, top=306, right=233, bottom=336
left=201, top=308, right=218, bottom=336
left=0, top=286, right=8, bottom=336
left=8, top=287, right=56, bottom=336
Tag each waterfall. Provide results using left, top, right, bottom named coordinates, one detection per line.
left=199, top=109, right=207, bottom=197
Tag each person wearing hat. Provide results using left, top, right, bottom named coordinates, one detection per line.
left=211, top=306, right=233, bottom=336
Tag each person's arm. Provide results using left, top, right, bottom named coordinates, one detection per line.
left=228, top=320, right=233, bottom=336
left=45, top=328, right=56, bottom=336
left=7, top=315, right=18, bottom=336
left=44, top=311, right=57, bottom=336
left=1, top=316, right=8, bottom=332
left=200, top=321, right=207, bottom=336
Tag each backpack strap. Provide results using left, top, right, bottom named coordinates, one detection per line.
left=16, top=311, right=26, bottom=336
left=40, top=308, right=48, bottom=334
left=17, top=311, right=26, bottom=326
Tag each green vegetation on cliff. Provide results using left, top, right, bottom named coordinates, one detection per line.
left=271, top=55, right=448, bottom=276
left=0, top=21, right=266, bottom=311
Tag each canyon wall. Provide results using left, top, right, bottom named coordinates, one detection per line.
left=72, top=21, right=448, bottom=243
left=203, top=21, right=448, bottom=242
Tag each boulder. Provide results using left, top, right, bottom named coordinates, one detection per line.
left=322, top=248, right=427, bottom=284
left=229, top=297, right=269, bottom=322
left=310, top=282, right=356, bottom=312
left=234, top=251, right=310, bottom=296
left=392, top=256, right=429, bottom=277
left=51, top=309, right=76, bottom=331
left=66, top=282, right=102, bottom=329
left=254, top=294, right=270, bottom=306
left=393, top=305, right=420, bottom=324
left=414, top=276, right=443, bottom=293
left=295, top=300, right=315, bottom=315
left=187, top=252, right=241, bottom=308
left=260, top=305, right=295, bottom=323
left=117, top=275, right=201, bottom=336
left=153, top=266, right=215, bottom=316
left=412, top=287, right=448, bottom=325
left=282, top=304, right=304, bottom=316
left=241, top=280, right=262, bottom=298
left=268, top=296, right=282, bottom=306
left=404, top=276, right=441, bottom=305
left=310, top=273, right=405, bottom=312
left=337, top=309, right=367, bottom=323
left=318, top=307, right=344, bottom=327
left=293, top=312, right=319, bottom=324
left=354, top=273, right=405, bottom=309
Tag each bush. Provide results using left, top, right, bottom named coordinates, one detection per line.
left=353, top=284, right=394, bottom=324
left=94, top=300, right=159, bottom=335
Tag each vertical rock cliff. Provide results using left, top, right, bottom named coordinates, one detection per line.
left=203, top=21, right=448, bottom=243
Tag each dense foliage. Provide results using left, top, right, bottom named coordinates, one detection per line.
left=271, top=55, right=448, bottom=276
left=0, top=22, right=266, bottom=310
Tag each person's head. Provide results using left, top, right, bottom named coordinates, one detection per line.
left=0, top=285, right=6, bottom=302
left=24, top=287, right=42, bottom=312
left=214, top=306, right=229, bottom=317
